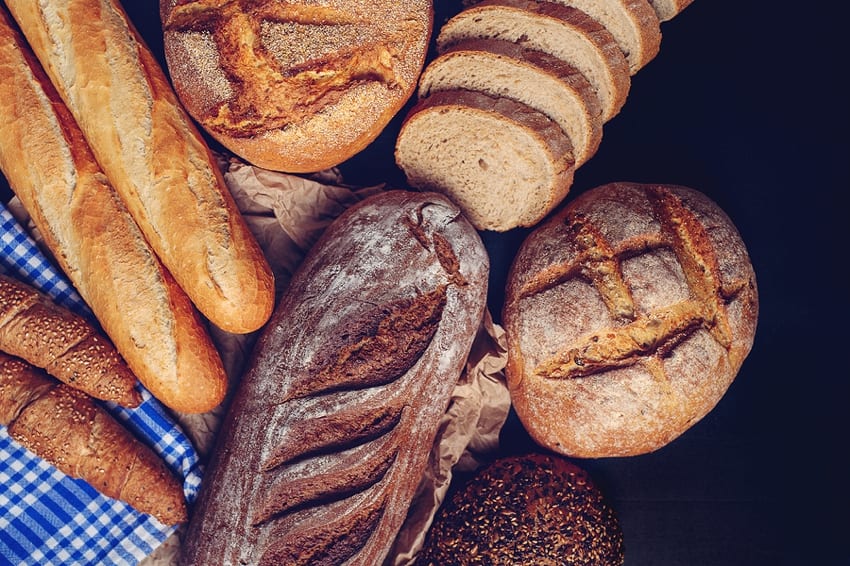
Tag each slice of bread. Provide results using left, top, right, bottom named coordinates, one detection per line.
left=420, top=38, right=604, bottom=167
left=547, top=0, right=662, bottom=74
left=436, top=0, right=630, bottom=122
left=395, top=89, right=575, bottom=232
left=648, top=0, right=695, bottom=22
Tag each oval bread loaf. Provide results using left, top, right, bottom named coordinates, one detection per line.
left=503, top=182, right=758, bottom=457
left=160, top=0, right=433, bottom=173
left=179, top=190, right=490, bottom=566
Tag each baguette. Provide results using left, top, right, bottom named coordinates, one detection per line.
left=0, top=9, right=227, bottom=414
left=0, top=274, right=141, bottom=408
left=0, top=351, right=187, bottom=525
left=4, top=0, right=275, bottom=335
left=179, top=190, right=490, bottom=566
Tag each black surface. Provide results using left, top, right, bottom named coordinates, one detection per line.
left=2, top=2, right=846, bottom=564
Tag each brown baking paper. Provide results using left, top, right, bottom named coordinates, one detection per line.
left=141, top=157, right=511, bottom=566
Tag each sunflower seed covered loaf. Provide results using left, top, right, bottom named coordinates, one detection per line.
left=503, top=182, right=758, bottom=458
left=179, top=190, right=490, bottom=566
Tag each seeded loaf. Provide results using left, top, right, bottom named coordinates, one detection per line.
left=548, top=0, right=662, bottom=74
left=395, top=89, right=575, bottom=232
left=648, top=0, right=695, bottom=22
left=416, top=452, right=624, bottom=565
left=436, top=0, right=630, bottom=122
left=420, top=37, right=603, bottom=167
left=179, top=190, right=490, bottom=566
left=503, top=182, right=758, bottom=457
left=160, top=0, right=433, bottom=173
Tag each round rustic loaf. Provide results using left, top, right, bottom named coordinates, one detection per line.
left=159, top=0, right=432, bottom=173
left=503, top=182, right=758, bottom=458
left=416, top=452, right=624, bottom=565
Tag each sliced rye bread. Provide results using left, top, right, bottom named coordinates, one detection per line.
left=436, top=0, right=631, bottom=122
left=648, top=0, right=695, bottom=22
left=395, top=89, right=575, bottom=232
left=547, top=0, right=662, bottom=74
left=420, top=37, right=604, bottom=167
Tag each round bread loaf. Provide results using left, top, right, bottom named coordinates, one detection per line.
left=159, top=0, right=432, bottom=173
left=416, top=452, right=624, bottom=565
left=503, top=182, right=758, bottom=457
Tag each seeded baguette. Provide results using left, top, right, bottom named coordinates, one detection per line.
left=0, top=351, right=187, bottom=525
left=4, top=0, right=274, bottom=335
left=0, top=9, right=227, bottom=414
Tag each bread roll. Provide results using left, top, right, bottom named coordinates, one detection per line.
left=179, top=190, right=489, bottom=566
left=0, top=9, right=227, bottom=414
left=416, top=452, right=624, bottom=565
left=159, top=0, right=433, bottom=173
left=0, top=351, right=187, bottom=525
left=4, top=0, right=274, bottom=335
left=503, top=182, right=758, bottom=457
left=0, top=274, right=141, bottom=408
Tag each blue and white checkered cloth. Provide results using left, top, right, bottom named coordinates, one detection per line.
left=1, top=202, right=203, bottom=565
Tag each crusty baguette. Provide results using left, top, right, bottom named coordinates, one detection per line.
left=0, top=274, right=141, bottom=408
left=0, top=351, right=187, bottom=525
left=4, top=0, right=275, bottom=335
left=0, top=11, right=227, bottom=414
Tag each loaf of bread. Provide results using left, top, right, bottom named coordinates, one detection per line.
left=437, top=0, right=631, bottom=122
left=419, top=37, right=604, bottom=167
left=395, top=88, right=575, bottom=232
left=0, top=10, right=227, bottom=414
left=159, top=0, right=433, bottom=174
left=503, top=182, right=758, bottom=457
left=548, top=0, right=662, bottom=74
left=0, top=274, right=140, bottom=408
left=0, top=351, right=187, bottom=525
left=5, top=0, right=274, bottom=335
left=416, top=452, right=624, bottom=565
left=179, top=190, right=489, bottom=566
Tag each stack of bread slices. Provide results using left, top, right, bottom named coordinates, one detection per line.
left=395, top=0, right=694, bottom=232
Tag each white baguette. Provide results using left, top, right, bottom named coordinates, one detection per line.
left=0, top=7, right=227, bottom=414
left=4, top=0, right=274, bottom=335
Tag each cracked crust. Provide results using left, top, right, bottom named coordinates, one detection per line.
left=503, top=182, right=758, bottom=457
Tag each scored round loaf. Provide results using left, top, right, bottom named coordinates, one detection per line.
left=395, top=88, right=575, bottom=232
left=503, top=182, right=758, bottom=458
left=420, top=37, right=604, bottom=167
left=437, top=0, right=631, bottom=122
left=416, top=452, right=624, bottom=565
left=160, top=0, right=433, bottom=173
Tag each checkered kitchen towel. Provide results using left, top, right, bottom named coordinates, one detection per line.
left=1, top=203, right=203, bottom=565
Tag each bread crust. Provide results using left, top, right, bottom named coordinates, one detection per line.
left=5, top=0, right=275, bottom=335
left=0, top=9, right=227, bottom=414
left=179, top=191, right=489, bottom=565
left=160, top=0, right=433, bottom=173
left=503, top=183, right=758, bottom=457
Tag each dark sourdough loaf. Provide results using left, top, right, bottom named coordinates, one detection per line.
left=416, top=452, right=624, bottom=565
left=503, top=182, right=758, bottom=457
left=179, top=190, right=490, bottom=566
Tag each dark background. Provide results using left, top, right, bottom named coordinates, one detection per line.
left=2, top=1, right=846, bottom=564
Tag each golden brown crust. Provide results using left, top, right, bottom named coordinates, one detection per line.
left=160, top=0, right=433, bottom=173
left=503, top=183, right=758, bottom=457
left=5, top=0, right=275, bottom=335
left=0, top=351, right=187, bottom=525
left=0, top=11, right=227, bottom=414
